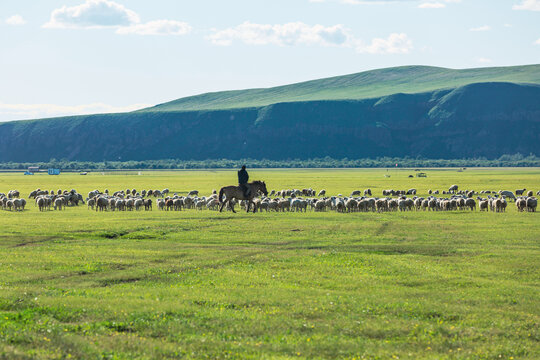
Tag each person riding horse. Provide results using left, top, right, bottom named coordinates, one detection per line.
left=238, top=165, right=250, bottom=198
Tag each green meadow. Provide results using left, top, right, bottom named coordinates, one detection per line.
left=0, top=168, right=539, bottom=359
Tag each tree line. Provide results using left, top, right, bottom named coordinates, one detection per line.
left=0, top=154, right=538, bottom=171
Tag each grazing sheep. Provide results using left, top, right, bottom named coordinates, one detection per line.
left=526, top=190, right=533, bottom=197
left=96, top=197, right=108, bottom=212
left=526, top=197, right=537, bottom=212
left=259, top=201, right=269, bottom=212
left=12, top=198, right=23, bottom=211
left=375, top=199, right=387, bottom=212
left=8, top=190, right=20, bottom=199
left=448, top=185, right=458, bottom=192
left=268, top=200, right=279, bottom=212
left=144, top=198, right=153, bottom=211
left=54, top=198, right=63, bottom=211
left=350, top=190, right=361, bottom=197
left=515, top=188, right=526, bottom=196
left=134, top=199, right=144, bottom=211
left=206, top=198, right=219, bottom=211
left=125, top=199, right=134, bottom=211
left=500, top=197, right=508, bottom=212
left=318, top=189, right=326, bottom=197
left=499, top=191, right=516, bottom=201
left=37, top=197, right=46, bottom=211
left=493, top=198, right=503, bottom=213
left=335, top=200, right=345, bottom=213
left=87, top=198, right=95, bottom=210
left=108, top=198, right=116, bottom=211
left=116, top=199, right=126, bottom=211
left=157, top=199, right=165, bottom=210
left=428, top=199, right=437, bottom=211
left=278, top=199, right=291, bottom=212
left=314, top=200, right=326, bottom=212
left=516, top=198, right=527, bottom=212
left=465, top=198, right=476, bottom=211
left=188, top=190, right=199, bottom=197
left=183, top=197, right=194, bottom=209
left=345, top=198, right=357, bottom=212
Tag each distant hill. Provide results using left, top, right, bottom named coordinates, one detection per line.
left=1, top=78, right=539, bottom=162
left=141, top=64, right=540, bottom=111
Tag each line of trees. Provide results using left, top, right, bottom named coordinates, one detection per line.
left=0, top=154, right=538, bottom=170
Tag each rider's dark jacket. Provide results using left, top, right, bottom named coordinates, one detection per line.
left=238, top=168, right=249, bottom=185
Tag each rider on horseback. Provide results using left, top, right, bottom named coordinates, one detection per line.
left=238, top=165, right=250, bottom=198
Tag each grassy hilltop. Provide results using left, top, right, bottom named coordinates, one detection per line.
left=0, top=168, right=539, bottom=359
left=142, top=64, right=540, bottom=111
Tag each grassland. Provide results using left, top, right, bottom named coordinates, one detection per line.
left=142, top=65, right=540, bottom=111
left=0, top=168, right=539, bottom=359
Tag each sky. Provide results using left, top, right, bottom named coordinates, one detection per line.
left=1, top=0, right=539, bottom=121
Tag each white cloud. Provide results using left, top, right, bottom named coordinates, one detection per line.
left=5, top=15, right=27, bottom=26
left=504, top=23, right=513, bottom=27
left=43, top=0, right=190, bottom=36
left=535, top=38, right=540, bottom=45
left=469, top=25, right=491, bottom=32
left=0, top=102, right=151, bottom=122
left=208, top=22, right=412, bottom=55
left=116, top=20, right=192, bottom=36
left=208, top=22, right=352, bottom=47
left=475, top=57, right=492, bottom=64
left=43, top=0, right=139, bottom=29
left=357, top=33, right=413, bottom=54
left=513, top=0, right=540, bottom=11
left=418, top=2, right=446, bottom=8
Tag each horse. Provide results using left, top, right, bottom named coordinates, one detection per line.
left=219, top=180, right=268, bottom=213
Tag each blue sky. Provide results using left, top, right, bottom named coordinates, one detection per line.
left=1, top=0, right=539, bottom=121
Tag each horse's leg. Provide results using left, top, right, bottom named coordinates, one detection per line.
left=246, top=199, right=251, bottom=213
left=231, top=200, right=236, bottom=213
left=219, top=198, right=227, bottom=212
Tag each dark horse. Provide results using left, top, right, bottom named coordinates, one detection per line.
left=219, top=180, right=268, bottom=213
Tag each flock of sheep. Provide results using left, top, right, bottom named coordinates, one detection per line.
left=1, top=185, right=538, bottom=214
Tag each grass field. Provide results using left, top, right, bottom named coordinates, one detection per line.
left=0, top=168, right=539, bottom=359
left=142, top=65, right=540, bottom=111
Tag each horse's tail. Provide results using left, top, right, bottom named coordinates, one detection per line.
left=219, top=187, right=225, bottom=203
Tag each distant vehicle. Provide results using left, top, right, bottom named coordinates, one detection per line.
left=80, top=172, right=88, bottom=175
left=48, top=168, right=61, bottom=175
left=24, top=171, right=34, bottom=175
left=416, top=172, right=427, bottom=177
left=408, top=175, right=414, bottom=178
